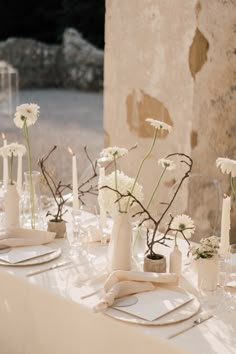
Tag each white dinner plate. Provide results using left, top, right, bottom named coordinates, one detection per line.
left=0, top=246, right=62, bottom=266
left=105, top=286, right=200, bottom=326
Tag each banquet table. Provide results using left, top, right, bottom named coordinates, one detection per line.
left=0, top=227, right=236, bottom=354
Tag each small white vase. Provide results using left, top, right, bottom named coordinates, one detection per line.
left=169, top=245, right=182, bottom=276
left=108, top=212, right=132, bottom=271
left=196, top=256, right=219, bottom=291
left=5, top=184, right=20, bottom=228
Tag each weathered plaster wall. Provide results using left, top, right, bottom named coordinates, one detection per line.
left=104, top=0, right=196, bottom=230
left=104, top=0, right=236, bottom=241
left=188, top=0, right=236, bottom=241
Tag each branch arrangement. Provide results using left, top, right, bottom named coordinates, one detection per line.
left=38, top=145, right=99, bottom=222
left=101, top=153, right=193, bottom=258
left=38, top=145, right=71, bottom=222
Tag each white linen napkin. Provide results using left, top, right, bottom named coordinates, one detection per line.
left=0, top=228, right=56, bottom=249
left=93, top=270, right=179, bottom=312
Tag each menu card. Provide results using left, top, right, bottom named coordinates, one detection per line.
left=0, top=245, right=57, bottom=264
left=112, top=287, right=194, bottom=322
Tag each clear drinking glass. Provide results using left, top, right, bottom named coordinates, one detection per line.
left=198, top=278, right=222, bottom=314
left=70, top=205, right=108, bottom=285
left=21, top=171, right=43, bottom=229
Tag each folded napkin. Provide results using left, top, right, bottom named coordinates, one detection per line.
left=0, top=228, right=56, bottom=249
left=93, top=270, right=179, bottom=312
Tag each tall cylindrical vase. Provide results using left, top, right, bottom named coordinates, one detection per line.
left=22, top=171, right=42, bottom=229
left=196, top=256, right=219, bottom=291
left=108, top=212, right=132, bottom=271
left=5, top=184, right=20, bottom=228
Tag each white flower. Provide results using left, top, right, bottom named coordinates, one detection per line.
left=190, top=235, right=220, bottom=260
left=216, top=157, right=236, bottom=178
left=14, top=103, right=40, bottom=128
left=158, top=158, right=176, bottom=170
left=170, top=214, right=195, bottom=239
left=146, top=118, right=172, bottom=133
left=100, top=147, right=128, bottom=161
left=98, top=170, right=143, bottom=214
left=0, top=143, right=26, bottom=158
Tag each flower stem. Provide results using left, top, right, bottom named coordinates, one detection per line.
left=125, top=128, right=158, bottom=212
left=231, top=176, right=236, bottom=199
left=23, top=120, right=35, bottom=229
left=146, top=167, right=166, bottom=209
left=114, top=156, right=121, bottom=212
left=175, top=231, right=178, bottom=246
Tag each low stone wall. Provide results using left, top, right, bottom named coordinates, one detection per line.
left=0, top=28, right=104, bottom=90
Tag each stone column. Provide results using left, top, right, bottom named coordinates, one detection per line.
left=104, top=0, right=236, bottom=242
left=189, top=0, right=236, bottom=242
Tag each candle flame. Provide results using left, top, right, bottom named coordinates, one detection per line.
left=68, top=147, right=74, bottom=156
left=2, top=132, right=5, bottom=140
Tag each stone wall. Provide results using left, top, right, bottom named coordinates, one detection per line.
left=104, top=0, right=236, bottom=242
left=0, top=28, right=104, bottom=90
left=188, top=0, right=236, bottom=242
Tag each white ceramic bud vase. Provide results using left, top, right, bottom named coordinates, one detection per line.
left=169, top=245, right=182, bottom=276
left=5, top=183, right=20, bottom=228
left=196, top=256, right=219, bottom=291
left=108, top=212, right=132, bottom=271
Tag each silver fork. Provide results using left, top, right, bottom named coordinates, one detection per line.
left=168, top=311, right=213, bottom=339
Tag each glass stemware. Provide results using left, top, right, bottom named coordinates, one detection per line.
left=69, top=205, right=108, bottom=285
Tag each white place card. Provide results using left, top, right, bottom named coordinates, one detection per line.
left=0, top=245, right=57, bottom=264
left=112, top=287, right=194, bottom=322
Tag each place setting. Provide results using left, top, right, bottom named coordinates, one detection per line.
left=0, top=109, right=236, bottom=354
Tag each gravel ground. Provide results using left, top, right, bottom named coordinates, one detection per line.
left=1, top=89, right=104, bottom=189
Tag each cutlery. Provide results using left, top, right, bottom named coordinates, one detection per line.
left=26, top=260, right=71, bottom=277
left=168, top=312, right=213, bottom=339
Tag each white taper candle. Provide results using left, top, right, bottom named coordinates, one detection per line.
left=220, top=194, right=231, bottom=255
left=2, top=133, right=8, bottom=187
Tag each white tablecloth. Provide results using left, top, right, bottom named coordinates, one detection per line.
left=0, top=236, right=235, bottom=354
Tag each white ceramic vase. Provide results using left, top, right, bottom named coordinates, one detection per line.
left=108, top=212, right=132, bottom=271
left=196, top=256, right=219, bottom=291
left=169, top=245, right=182, bottom=276
left=5, top=183, right=20, bottom=228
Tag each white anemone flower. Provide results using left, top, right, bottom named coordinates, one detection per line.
left=170, top=214, right=195, bottom=239
left=158, top=158, right=176, bottom=171
left=100, top=146, right=128, bottom=161
left=216, top=157, right=236, bottom=178
left=146, top=118, right=172, bottom=133
left=0, top=143, right=26, bottom=158
left=14, top=103, right=40, bottom=128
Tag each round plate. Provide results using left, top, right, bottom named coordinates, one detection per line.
left=105, top=286, right=200, bottom=326
left=0, top=247, right=62, bottom=266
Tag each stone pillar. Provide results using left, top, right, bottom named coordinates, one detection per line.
left=189, top=0, right=236, bottom=242
left=104, top=0, right=236, bottom=242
